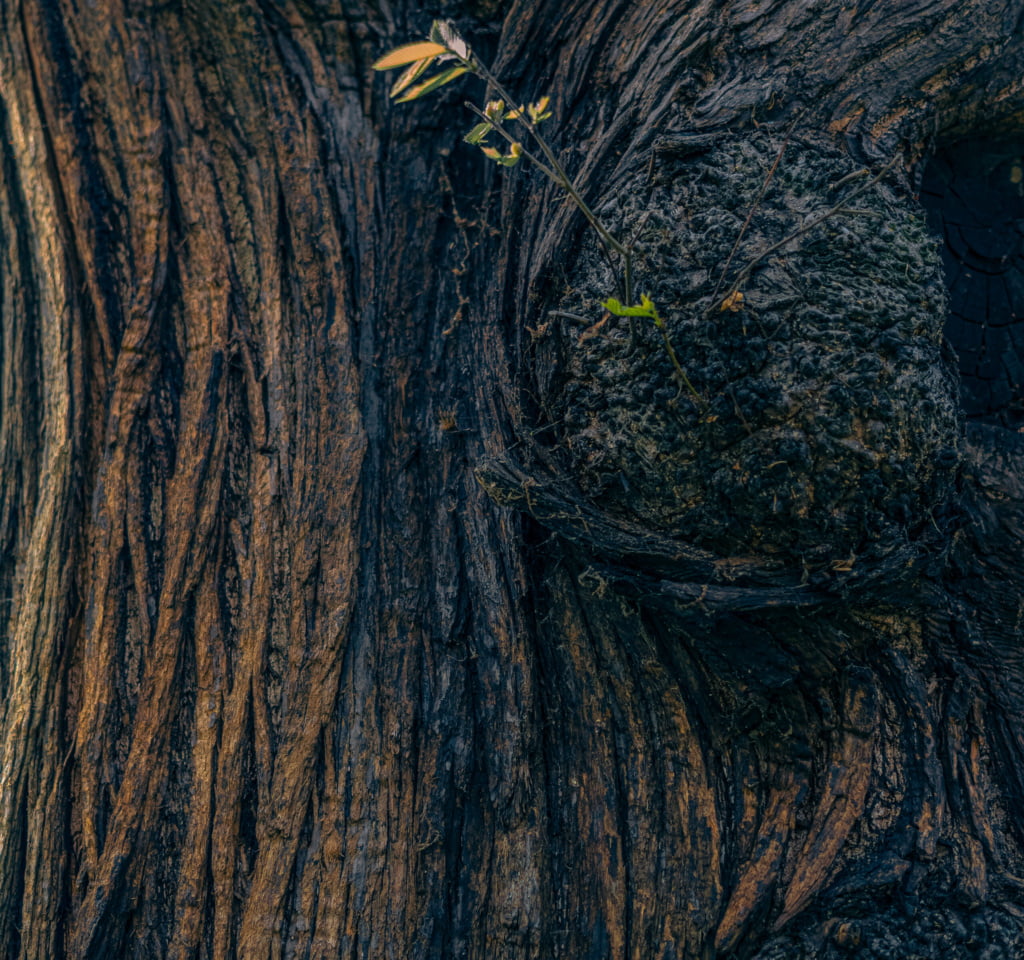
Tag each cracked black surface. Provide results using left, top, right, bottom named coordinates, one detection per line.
left=538, top=132, right=960, bottom=575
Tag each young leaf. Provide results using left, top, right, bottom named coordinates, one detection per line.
left=372, top=42, right=447, bottom=71
left=464, top=122, right=493, bottom=146
left=528, top=96, right=553, bottom=123
left=602, top=294, right=659, bottom=320
left=390, top=57, right=433, bottom=98
left=430, top=20, right=471, bottom=61
left=484, top=100, right=506, bottom=121
left=480, top=143, right=523, bottom=166
left=497, top=143, right=523, bottom=166
left=395, top=65, right=469, bottom=103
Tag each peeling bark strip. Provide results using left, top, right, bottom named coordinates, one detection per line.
left=1, top=1, right=1024, bottom=959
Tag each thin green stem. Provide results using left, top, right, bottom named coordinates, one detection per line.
left=654, top=317, right=702, bottom=404
left=464, top=56, right=633, bottom=301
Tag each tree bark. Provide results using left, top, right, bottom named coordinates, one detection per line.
left=1, top=1, right=1024, bottom=958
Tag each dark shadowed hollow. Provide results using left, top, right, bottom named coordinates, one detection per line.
left=920, top=139, right=1024, bottom=428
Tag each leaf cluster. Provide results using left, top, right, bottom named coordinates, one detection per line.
left=372, top=22, right=473, bottom=102
left=373, top=20, right=633, bottom=298
left=464, top=98, right=553, bottom=167
left=374, top=22, right=695, bottom=397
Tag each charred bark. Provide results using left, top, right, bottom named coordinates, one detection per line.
left=1, top=1, right=1024, bottom=958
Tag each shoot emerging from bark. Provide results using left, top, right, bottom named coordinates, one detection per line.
left=373, top=20, right=634, bottom=303
left=602, top=295, right=701, bottom=402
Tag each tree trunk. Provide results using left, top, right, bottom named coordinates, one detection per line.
left=2, top=1, right=1024, bottom=957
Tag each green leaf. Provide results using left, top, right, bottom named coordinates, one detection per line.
left=480, top=142, right=522, bottom=166
left=390, top=57, right=433, bottom=98
left=395, top=65, right=469, bottom=103
left=372, top=42, right=448, bottom=71
left=602, top=294, right=659, bottom=320
left=497, top=143, right=523, bottom=166
left=484, top=99, right=506, bottom=121
left=464, top=122, right=493, bottom=146
left=528, top=96, right=552, bottom=123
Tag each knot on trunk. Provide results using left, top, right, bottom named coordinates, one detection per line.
left=527, top=132, right=960, bottom=582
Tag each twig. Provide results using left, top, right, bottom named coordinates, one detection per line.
left=708, top=118, right=800, bottom=311
left=657, top=323, right=702, bottom=403
left=464, top=101, right=560, bottom=182
left=707, top=153, right=901, bottom=318
left=547, top=310, right=592, bottom=324
left=469, top=58, right=634, bottom=302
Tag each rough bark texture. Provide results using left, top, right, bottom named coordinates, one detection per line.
left=1, top=1, right=1024, bottom=958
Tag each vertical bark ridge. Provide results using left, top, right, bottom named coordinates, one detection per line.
left=0, top=4, right=85, bottom=956
left=0, top=2, right=370, bottom=955
left=774, top=673, right=877, bottom=928
left=714, top=766, right=801, bottom=952
left=531, top=567, right=724, bottom=957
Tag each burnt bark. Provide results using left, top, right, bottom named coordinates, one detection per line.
left=1, top=1, right=1024, bottom=958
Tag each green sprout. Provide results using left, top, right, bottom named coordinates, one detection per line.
left=603, top=295, right=701, bottom=402
left=373, top=20, right=633, bottom=303
left=463, top=98, right=553, bottom=166
left=374, top=22, right=704, bottom=405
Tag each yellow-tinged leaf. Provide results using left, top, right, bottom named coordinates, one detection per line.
left=372, top=42, right=447, bottom=71
left=390, top=57, right=432, bottom=97
left=528, top=96, right=553, bottom=123
left=496, top=142, right=523, bottom=166
left=720, top=290, right=745, bottom=312
left=395, top=65, right=469, bottom=103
